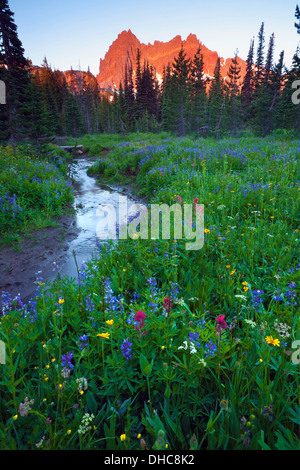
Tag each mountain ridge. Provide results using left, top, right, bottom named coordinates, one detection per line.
left=96, top=30, right=247, bottom=90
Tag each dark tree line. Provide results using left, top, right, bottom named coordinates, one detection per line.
left=1, top=0, right=300, bottom=143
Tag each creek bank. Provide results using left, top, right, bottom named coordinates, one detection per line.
left=0, top=153, right=143, bottom=305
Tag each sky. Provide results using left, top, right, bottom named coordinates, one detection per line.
left=9, top=0, right=299, bottom=76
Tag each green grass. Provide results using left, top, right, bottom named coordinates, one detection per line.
left=0, top=143, right=74, bottom=248
left=0, top=134, right=299, bottom=450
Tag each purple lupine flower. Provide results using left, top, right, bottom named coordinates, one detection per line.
left=121, top=338, right=133, bottom=361
left=79, top=334, right=88, bottom=351
left=62, top=351, right=74, bottom=370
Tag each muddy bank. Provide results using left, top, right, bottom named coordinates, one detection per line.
left=0, top=214, right=79, bottom=302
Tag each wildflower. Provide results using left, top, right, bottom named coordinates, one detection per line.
left=244, top=319, right=256, bottom=328
left=216, top=315, right=228, bottom=333
left=120, top=434, right=126, bottom=442
left=163, top=296, right=172, bottom=316
left=220, top=399, right=229, bottom=410
left=36, top=436, right=45, bottom=449
left=61, top=351, right=74, bottom=370
left=261, top=405, right=274, bottom=421
left=140, top=438, right=147, bottom=449
left=78, top=413, right=95, bottom=435
left=76, top=377, right=88, bottom=393
left=106, top=319, right=114, bottom=326
left=204, top=340, right=217, bottom=357
left=134, top=310, right=146, bottom=332
left=230, top=269, right=236, bottom=275
left=178, top=340, right=197, bottom=354
left=265, top=336, right=280, bottom=347
left=13, top=415, right=18, bottom=420
left=58, top=298, right=65, bottom=305
left=198, top=358, right=207, bottom=367
left=204, top=228, right=210, bottom=234
left=97, top=332, right=110, bottom=339
left=18, top=397, right=34, bottom=417
left=121, top=338, right=133, bottom=360
left=137, top=434, right=141, bottom=439
left=79, top=334, right=88, bottom=351
left=61, top=367, right=71, bottom=378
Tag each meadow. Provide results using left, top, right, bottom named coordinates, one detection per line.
left=0, top=143, right=74, bottom=247
left=0, top=133, right=299, bottom=450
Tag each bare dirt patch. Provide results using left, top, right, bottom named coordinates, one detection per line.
left=0, top=214, right=79, bottom=303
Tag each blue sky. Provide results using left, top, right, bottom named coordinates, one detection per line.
left=9, top=0, right=299, bottom=76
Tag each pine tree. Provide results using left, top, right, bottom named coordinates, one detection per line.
left=254, top=22, right=265, bottom=89
left=0, top=0, right=32, bottom=142
left=161, top=64, right=177, bottom=132
left=172, top=45, right=191, bottom=136
left=278, top=6, right=300, bottom=132
left=208, top=56, right=224, bottom=136
left=224, top=50, right=242, bottom=136
left=123, top=62, right=135, bottom=130
left=241, top=38, right=255, bottom=113
left=190, top=44, right=208, bottom=133
left=135, top=48, right=143, bottom=119
left=264, top=33, right=275, bottom=83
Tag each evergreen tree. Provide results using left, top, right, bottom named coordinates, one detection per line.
left=0, top=0, right=32, bottom=142
left=224, top=50, right=242, bottom=136
left=171, top=45, right=191, bottom=136
left=190, top=44, right=208, bottom=133
left=123, top=62, right=135, bottom=130
left=135, top=48, right=143, bottom=119
left=241, top=38, right=255, bottom=113
left=264, top=33, right=275, bottom=83
left=254, top=22, right=265, bottom=89
left=208, top=56, right=224, bottom=136
left=278, top=6, right=300, bottom=132
left=161, top=64, right=177, bottom=132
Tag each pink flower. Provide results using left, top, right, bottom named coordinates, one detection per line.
left=134, top=310, right=146, bottom=331
left=216, top=315, right=228, bottom=333
left=163, top=296, right=173, bottom=314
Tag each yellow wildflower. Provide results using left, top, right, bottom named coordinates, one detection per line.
left=97, top=333, right=110, bottom=339
left=265, top=336, right=280, bottom=347
left=106, top=319, right=114, bottom=326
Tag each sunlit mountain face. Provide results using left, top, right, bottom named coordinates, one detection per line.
left=96, top=30, right=247, bottom=91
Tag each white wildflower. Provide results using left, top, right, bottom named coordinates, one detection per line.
left=235, top=294, right=247, bottom=301
left=78, top=413, right=95, bottom=436
left=178, top=341, right=197, bottom=354
left=76, top=377, right=88, bottom=393
left=198, top=358, right=207, bottom=367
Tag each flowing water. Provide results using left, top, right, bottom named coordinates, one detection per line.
left=0, top=156, right=140, bottom=306
left=57, top=156, right=139, bottom=280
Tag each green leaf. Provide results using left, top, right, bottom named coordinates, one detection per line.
left=140, top=353, right=153, bottom=376
left=86, top=390, right=98, bottom=415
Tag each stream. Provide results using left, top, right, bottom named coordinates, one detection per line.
left=0, top=155, right=140, bottom=306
